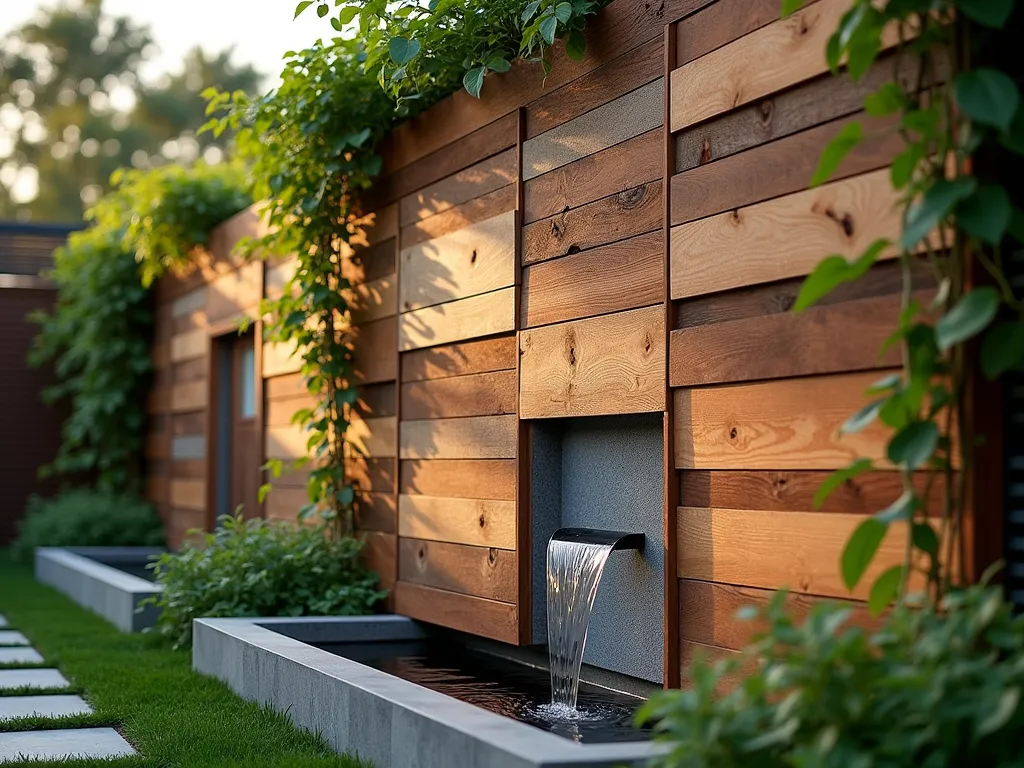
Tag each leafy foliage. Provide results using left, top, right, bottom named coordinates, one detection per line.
left=640, top=583, right=1024, bottom=767
left=146, top=514, right=385, bottom=648
left=11, top=489, right=165, bottom=562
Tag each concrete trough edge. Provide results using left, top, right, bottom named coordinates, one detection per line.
left=193, top=616, right=665, bottom=768
left=34, top=548, right=163, bottom=633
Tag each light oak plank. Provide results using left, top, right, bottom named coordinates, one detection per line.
left=362, top=531, right=397, bottom=590
left=400, top=415, right=517, bottom=460
left=347, top=275, right=397, bottom=324
left=262, top=340, right=302, bottom=378
left=394, top=582, right=518, bottom=645
left=401, top=370, right=517, bottom=420
left=348, top=415, right=398, bottom=458
left=398, top=288, right=516, bottom=352
left=170, top=380, right=208, bottom=413
left=171, top=286, right=207, bottom=318
left=399, top=459, right=516, bottom=501
left=400, top=336, right=517, bottom=382
left=399, top=538, right=517, bottom=603
left=398, top=494, right=516, bottom=550
left=170, top=328, right=206, bottom=363
left=169, top=479, right=205, bottom=511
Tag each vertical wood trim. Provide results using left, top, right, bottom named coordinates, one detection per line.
left=204, top=334, right=220, bottom=532
left=255, top=317, right=266, bottom=520
left=515, top=106, right=533, bottom=645
left=662, top=22, right=680, bottom=690
left=388, top=219, right=402, bottom=608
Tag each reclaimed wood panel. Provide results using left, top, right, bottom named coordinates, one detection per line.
left=169, top=479, right=205, bottom=511
left=170, top=380, right=207, bottom=412
left=401, top=370, right=517, bottom=420
left=171, top=459, right=206, bottom=479
left=172, top=309, right=206, bottom=335
left=522, top=180, right=662, bottom=266
left=400, top=415, right=517, bottom=460
left=673, top=371, right=894, bottom=470
left=352, top=315, right=398, bottom=384
left=523, top=128, right=661, bottom=223
left=354, top=382, right=398, bottom=418
left=522, top=231, right=663, bottom=327
left=677, top=506, right=913, bottom=601
left=399, top=210, right=516, bottom=311
left=265, top=425, right=307, bottom=460
left=394, top=582, right=517, bottom=644
left=398, top=494, right=516, bottom=549
left=348, top=456, right=395, bottom=494
left=171, top=286, right=207, bottom=318
left=522, top=79, right=663, bottom=180
left=350, top=204, right=398, bottom=248
left=348, top=275, right=396, bottom=324
left=670, top=112, right=902, bottom=226
left=348, top=415, right=398, bottom=458
left=399, top=538, right=517, bottom=603
left=356, top=491, right=396, bottom=533
left=207, top=261, right=261, bottom=322
left=674, top=0, right=784, bottom=66
left=170, top=329, right=206, bottom=363
left=265, top=487, right=307, bottom=522
left=265, top=372, right=308, bottom=400
left=398, top=288, right=515, bottom=352
left=264, top=258, right=296, bottom=299
left=401, top=336, right=517, bottom=382
left=171, top=412, right=205, bottom=435
left=263, top=340, right=302, bottom=378
left=401, top=185, right=516, bottom=248
left=362, top=531, right=397, bottom=591
left=341, top=238, right=397, bottom=284
left=670, top=169, right=901, bottom=300
left=399, top=459, right=516, bottom=501
left=400, top=148, right=517, bottom=225
left=266, top=394, right=315, bottom=427
left=172, top=357, right=207, bottom=384
left=520, top=306, right=665, bottom=419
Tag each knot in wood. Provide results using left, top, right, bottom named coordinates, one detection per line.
left=478, top=514, right=486, bottom=528
left=700, top=140, right=712, bottom=165
left=729, top=427, right=738, bottom=440
left=418, top=547, right=426, bottom=560
left=470, top=248, right=478, bottom=265
left=823, top=207, right=855, bottom=238
left=643, top=332, right=652, bottom=354
left=488, top=548, right=498, bottom=565
left=550, top=220, right=563, bottom=239
left=618, top=185, right=646, bottom=209
left=759, top=100, right=773, bottom=123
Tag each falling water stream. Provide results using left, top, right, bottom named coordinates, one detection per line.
left=545, top=538, right=615, bottom=712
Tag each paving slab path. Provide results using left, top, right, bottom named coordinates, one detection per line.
left=0, top=648, right=43, bottom=665
left=0, top=633, right=29, bottom=647
left=0, top=616, right=6, bottom=628
left=0, top=728, right=135, bottom=763
left=0, top=670, right=69, bottom=691
left=0, top=695, right=92, bottom=721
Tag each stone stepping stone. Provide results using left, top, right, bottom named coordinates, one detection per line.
left=0, top=695, right=92, bottom=721
left=0, top=669, right=69, bottom=691
left=0, top=728, right=136, bottom=762
left=0, top=632, right=29, bottom=647
left=0, top=648, right=44, bottom=665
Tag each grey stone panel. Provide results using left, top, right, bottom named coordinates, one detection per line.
left=0, top=669, right=70, bottom=690
left=0, top=728, right=135, bottom=762
left=171, top=435, right=205, bottom=460
left=0, top=648, right=43, bottom=665
left=34, top=548, right=162, bottom=632
left=0, top=632, right=29, bottom=646
left=0, top=695, right=92, bottom=721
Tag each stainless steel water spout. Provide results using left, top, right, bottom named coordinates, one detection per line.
left=549, top=528, right=644, bottom=552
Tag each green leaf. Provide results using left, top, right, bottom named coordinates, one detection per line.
left=842, top=518, right=888, bottom=592
left=977, top=687, right=1020, bottom=737
left=864, top=82, right=904, bottom=117
left=793, top=238, right=888, bottom=312
left=810, top=122, right=863, bottom=186
left=521, top=0, right=541, bottom=22
left=781, top=0, right=805, bottom=14
left=868, top=565, right=903, bottom=616
left=463, top=66, right=486, bottom=98
left=316, top=3, right=329, bottom=17
left=935, top=287, right=1000, bottom=352
left=258, top=484, right=272, bottom=504
left=813, top=459, right=873, bottom=509
left=981, top=321, right=1024, bottom=379
left=901, top=177, right=977, bottom=250
left=955, top=69, right=1021, bottom=132
left=912, top=521, right=939, bottom=557
left=890, top=143, right=924, bottom=189
left=540, top=15, right=558, bottom=45
left=330, top=15, right=342, bottom=30
left=887, top=422, right=938, bottom=469
left=388, top=37, right=421, bottom=65
left=486, top=55, right=512, bottom=73
left=565, top=29, right=586, bottom=61
left=338, top=5, right=359, bottom=24
left=554, top=2, right=573, bottom=22
left=875, top=489, right=915, bottom=524
left=957, top=185, right=1011, bottom=245
left=841, top=398, right=885, bottom=435
left=958, top=0, right=1014, bottom=27
left=294, top=1, right=314, bottom=18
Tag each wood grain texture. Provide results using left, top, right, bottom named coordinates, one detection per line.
left=678, top=578, right=881, bottom=650
left=399, top=538, right=517, bottom=602
left=266, top=394, right=315, bottom=427
left=399, top=210, right=516, bottom=311
left=670, top=112, right=902, bottom=226
left=679, top=640, right=742, bottom=693
left=675, top=0, right=785, bottom=66
left=677, top=506, right=913, bottom=600
left=673, top=370, right=894, bottom=470
left=341, top=238, right=397, bottom=285
left=400, top=336, right=517, bottom=382
left=348, top=415, right=398, bottom=458
left=170, top=329, right=206, bottom=363
left=670, top=169, right=901, bottom=299
left=523, top=128, right=661, bottom=224
left=394, top=581, right=517, bottom=644
left=522, top=231, right=663, bottom=327
left=350, top=204, right=398, bottom=247
left=352, top=315, right=398, bottom=384
left=522, top=180, right=662, bottom=266
left=398, top=287, right=515, bottom=352
left=347, top=275, right=397, bottom=324
left=400, top=415, right=517, bottom=460
left=400, top=148, right=517, bottom=225
left=401, top=185, right=516, bottom=248
left=265, top=372, right=308, bottom=400
left=398, top=494, right=516, bottom=549
left=525, top=37, right=663, bottom=139
left=170, top=380, right=207, bottom=412
left=348, top=456, right=395, bottom=494
left=355, top=491, right=397, bottom=533
left=522, top=78, right=663, bottom=180
left=401, top=370, right=517, bottom=420
left=669, top=292, right=929, bottom=385
left=399, top=459, right=516, bottom=501
left=520, top=306, right=666, bottom=418
left=169, top=479, right=205, bottom=511
left=354, top=381, right=398, bottom=418
left=362, top=531, right=397, bottom=591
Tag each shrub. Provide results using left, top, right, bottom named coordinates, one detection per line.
left=148, top=514, right=386, bottom=647
left=12, top=489, right=165, bottom=562
left=639, top=584, right=1024, bottom=767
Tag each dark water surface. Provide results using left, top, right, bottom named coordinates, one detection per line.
left=315, top=640, right=650, bottom=743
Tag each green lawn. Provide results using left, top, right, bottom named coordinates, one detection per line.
left=0, top=554, right=364, bottom=767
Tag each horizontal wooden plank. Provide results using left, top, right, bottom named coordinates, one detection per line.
left=171, top=411, right=205, bottom=436
left=399, top=210, right=516, bottom=312
left=673, top=370, right=893, bottom=470
left=401, top=185, right=516, bottom=248
left=207, top=261, right=261, bottom=323
left=400, top=415, right=517, bottom=460
left=670, top=112, right=902, bottom=226
left=522, top=180, right=662, bottom=267
left=265, top=424, right=307, bottom=460
left=679, top=639, right=742, bottom=693
left=171, top=286, right=207, bottom=318
left=400, top=148, right=517, bottom=225
left=522, top=78, right=663, bottom=180
left=523, top=128, right=661, bottom=224
left=525, top=37, right=663, bottom=139
left=172, top=356, right=207, bottom=384
left=356, top=491, right=396, bottom=533
left=348, top=415, right=398, bottom=458
left=354, top=381, right=397, bottom=419
left=362, top=531, right=397, bottom=591
left=522, top=230, right=663, bottom=327
left=262, top=340, right=301, bottom=378
left=348, top=275, right=396, bottom=324
left=145, top=431, right=169, bottom=460
left=172, top=309, right=206, bottom=336
left=170, top=380, right=208, bottom=413
left=352, top=315, right=398, bottom=384
left=347, top=456, right=395, bottom=494
left=394, top=581, right=518, bottom=644
left=399, top=538, right=517, bottom=603
left=675, top=0, right=783, bottom=67
left=400, top=336, right=517, bottom=382
left=398, top=288, right=516, bottom=352
left=520, top=306, right=665, bottom=419
left=398, top=494, right=516, bottom=550
left=264, top=486, right=306, bottom=522
left=677, top=506, right=914, bottom=601
left=265, top=372, right=307, bottom=400
left=170, top=328, right=206, bottom=363
left=341, top=238, right=397, bottom=285
left=145, top=475, right=168, bottom=505
left=350, top=204, right=398, bottom=248
left=266, top=394, right=315, bottom=427
left=171, top=459, right=206, bottom=479
left=401, top=370, right=517, bottom=420
left=678, top=578, right=882, bottom=651
left=670, top=169, right=901, bottom=299
left=264, top=258, right=295, bottom=300
left=169, top=479, right=205, bottom=512
left=399, top=459, right=516, bottom=501
left=669, top=292, right=924, bottom=386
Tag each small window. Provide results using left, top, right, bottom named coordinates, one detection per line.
left=239, top=346, right=256, bottom=418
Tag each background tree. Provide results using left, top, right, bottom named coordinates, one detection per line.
left=0, top=0, right=262, bottom=222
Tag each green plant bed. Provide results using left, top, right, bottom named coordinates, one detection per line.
left=0, top=553, right=365, bottom=768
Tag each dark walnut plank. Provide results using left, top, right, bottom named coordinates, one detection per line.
left=399, top=459, right=516, bottom=501
left=400, top=148, right=517, bottom=226
left=675, top=0, right=786, bottom=66
left=398, top=538, right=517, bottom=603
left=394, top=581, right=518, bottom=645
left=400, top=336, right=517, bottom=382
left=400, top=370, right=517, bottom=420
